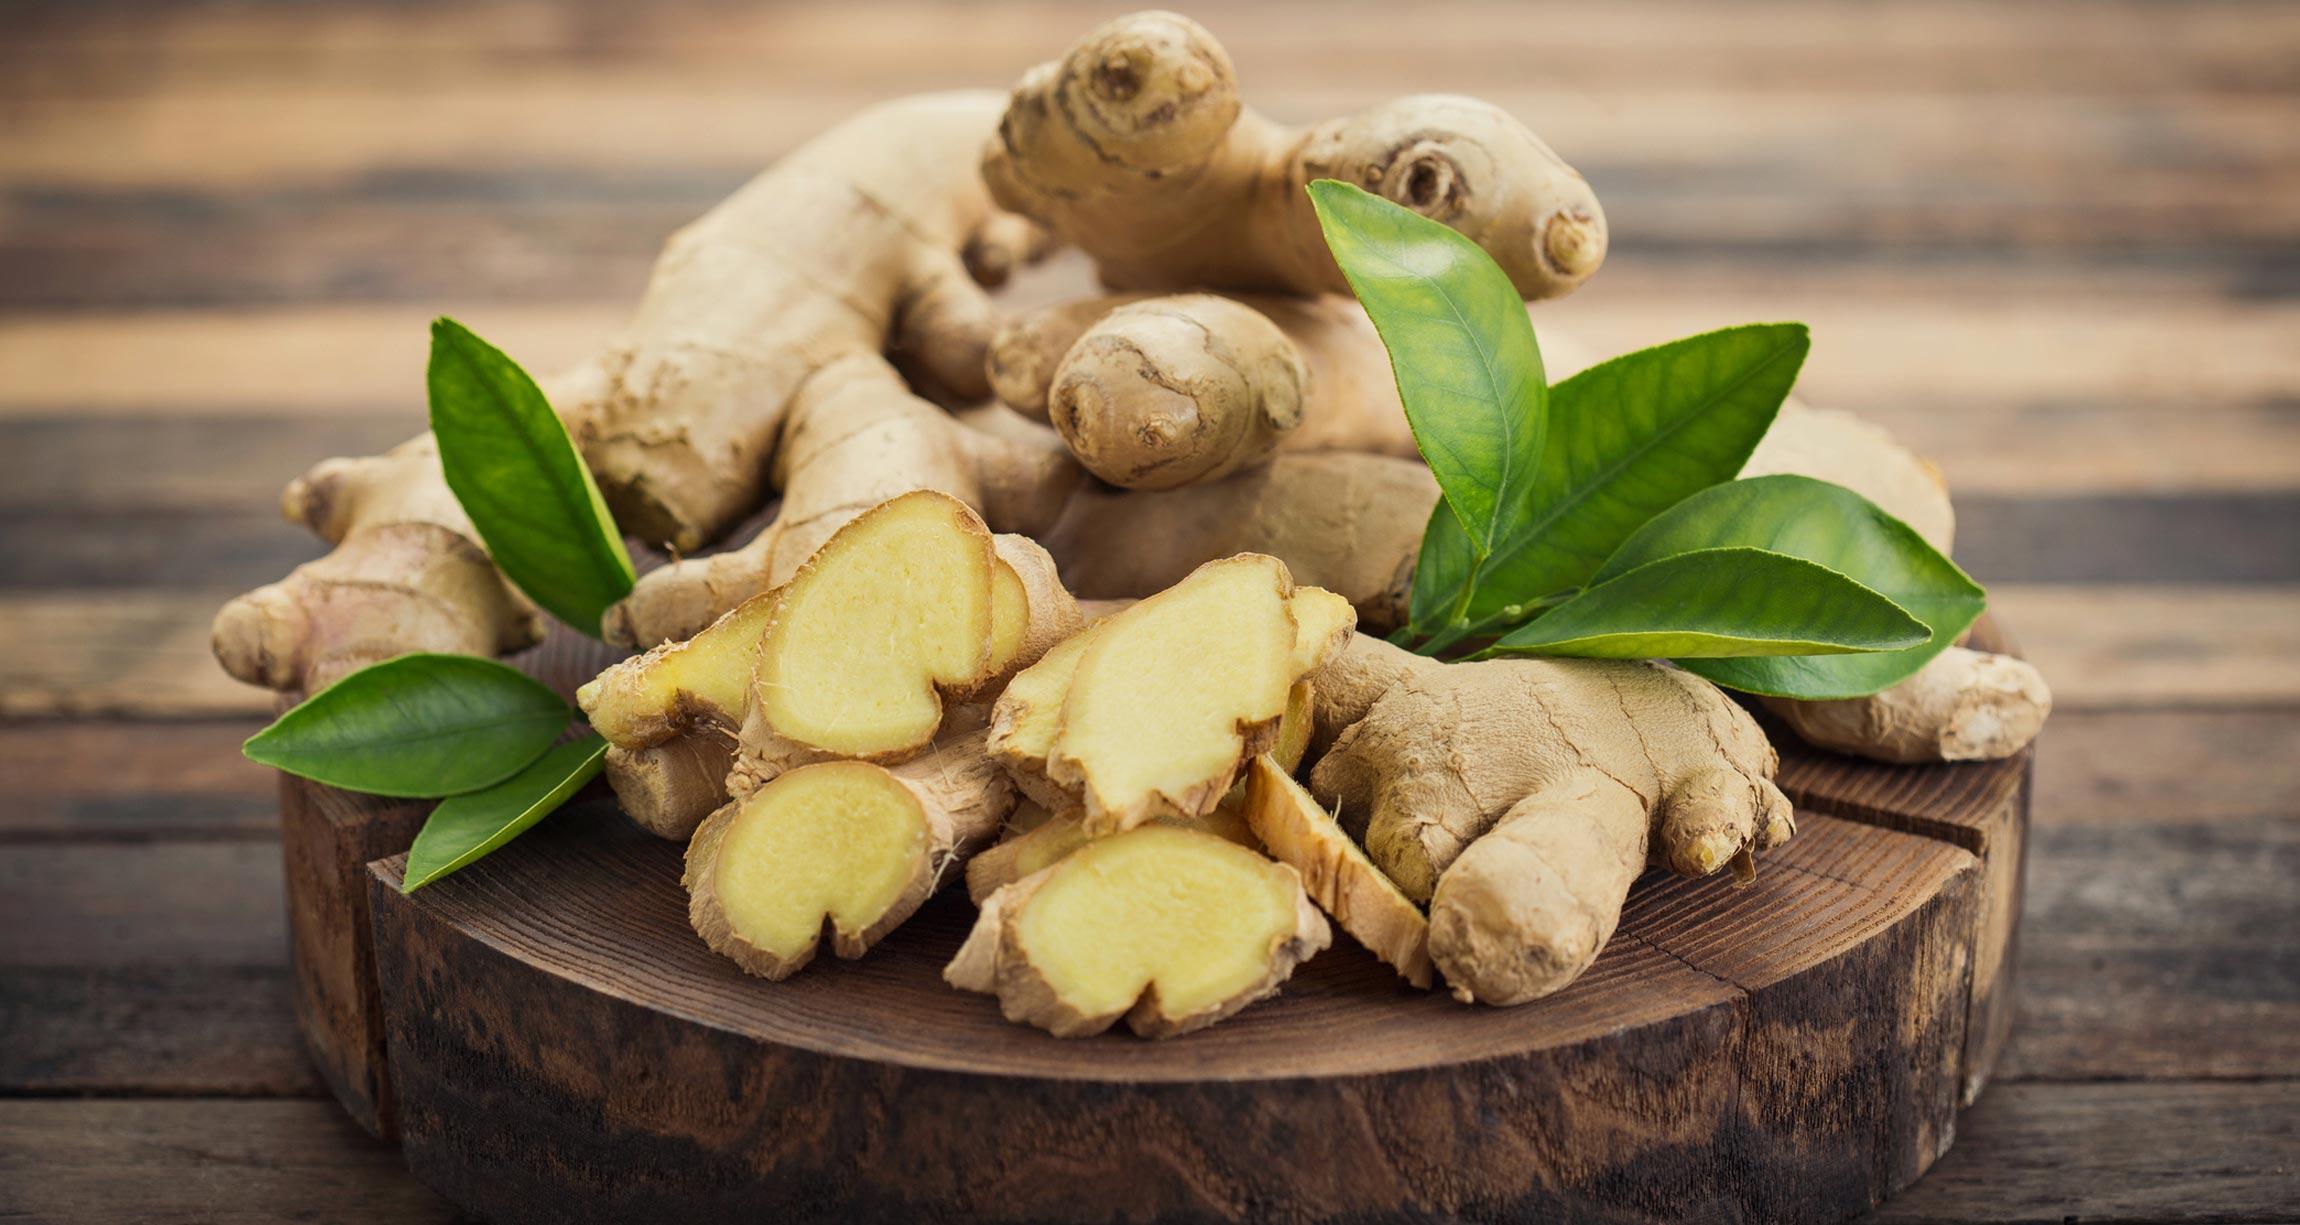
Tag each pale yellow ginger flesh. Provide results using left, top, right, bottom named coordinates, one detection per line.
left=1043, top=555, right=1307, bottom=832
left=688, top=763, right=931, bottom=980
left=578, top=594, right=778, bottom=750
left=1243, top=756, right=1432, bottom=989
left=947, top=825, right=1330, bottom=1038
left=688, top=719, right=1017, bottom=980
left=752, top=490, right=998, bottom=759
left=1286, top=587, right=1357, bottom=677
left=969, top=679, right=1311, bottom=903
left=985, top=620, right=1103, bottom=809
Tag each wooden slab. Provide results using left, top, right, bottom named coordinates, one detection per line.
left=260, top=613, right=2030, bottom=1222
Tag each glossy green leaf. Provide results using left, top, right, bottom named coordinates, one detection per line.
left=429, top=317, right=634, bottom=637
left=1408, top=498, right=1479, bottom=633
left=1488, top=547, right=1927, bottom=660
left=1309, top=180, right=1546, bottom=601
left=401, top=735, right=608, bottom=892
left=1595, top=475, right=1987, bottom=698
left=1456, top=324, right=1808, bottom=624
left=242, top=653, right=572, bottom=797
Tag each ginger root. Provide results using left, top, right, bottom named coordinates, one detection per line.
left=993, top=556, right=1351, bottom=834
left=987, top=293, right=1418, bottom=490
left=1243, top=756, right=1433, bottom=990
left=1310, top=633, right=1793, bottom=1005
left=1767, top=644, right=2053, bottom=764
left=216, top=92, right=1061, bottom=692
left=985, top=12, right=1605, bottom=301
left=687, top=711, right=1016, bottom=980
left=947, top=824, right=1330, bottom=1038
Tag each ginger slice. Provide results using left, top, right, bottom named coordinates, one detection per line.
left=1287, top=586, right=1357, bottom=676
left=984, top=534, right=1084, bottom=684
left=1043, top=554, right=1306, bottom=832
left=687, top=722, right=1015, bottom=980
left=578, top=593, right=778, bottom=749
left=1243, top=755, right=1432, bottom=989
left=968, top=679, right=1313, bottom=903
left=751, top=490, right=1000, bottom=759
left=947, top=825, right=1330, bottom=1038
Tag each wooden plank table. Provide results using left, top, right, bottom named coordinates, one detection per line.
left=2, top=1, right=2295, bottom=1219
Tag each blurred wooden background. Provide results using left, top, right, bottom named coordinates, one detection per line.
left=1, top=1, right=2294, bottom=1220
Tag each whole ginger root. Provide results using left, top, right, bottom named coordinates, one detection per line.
left=984, top=11, right=1605, bottom=301
left=1308, top=633, right=1794, bottom=1005
left=215, top=92, right=1065, bottom=692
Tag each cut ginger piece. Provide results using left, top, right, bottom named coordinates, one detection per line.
left=1041, top=554, right=1339, bottom=833
left=1243, top=755, right=1432, bottom=989
left=968, top=679, right=1313, bottom=903
left=687, top=721, right=1015, bottom=980
left=985, top=621, right=1103, bottom=809
left=751, top=489, right=1001, bottom=759
left=947, top=824, right=1330, bottom=1038
left=578, top=593, right=778, bottom=749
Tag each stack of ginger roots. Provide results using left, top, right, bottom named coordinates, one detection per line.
left=213, top=12, right=2052, bottom=1037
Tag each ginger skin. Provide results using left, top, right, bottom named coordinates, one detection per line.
left=984, top=12, right=1605, bottom=302
left=1308, top=633, right=1794, bottom=1005
left=1243, top=755, right=1434, bottom=990
left=987, top=293, right=1418, bottom=489
left=216, top=92, right=1058, bottom=692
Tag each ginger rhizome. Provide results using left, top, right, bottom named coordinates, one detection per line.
left=1308, top=633, right=1793, bottom=1005
left=215, top=92, right=1066, bottom=691
left=577, top=490, right=1078, bottom=838
left=687, top=710, right=1016, bottom=980
left=1243, top=755, right=1433, bottom=990
left=991, top=555, right=1352, bottom=834
left=947, top=824, right=1330, bottom=1038
left=985, top=294, right=1420, bottom=490
left=983, top=11, right=1605, bottom=302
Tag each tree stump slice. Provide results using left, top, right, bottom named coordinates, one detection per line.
left=284, top=620, right=2032, bottom=1224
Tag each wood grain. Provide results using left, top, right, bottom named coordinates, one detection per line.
left=369, top=801, right=1985, bottom=1224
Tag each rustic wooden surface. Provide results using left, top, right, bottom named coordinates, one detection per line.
left=2, top=0, right=2296, bottom=1220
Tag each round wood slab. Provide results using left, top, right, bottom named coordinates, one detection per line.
left=284, top=621, right=2034, bottom=1225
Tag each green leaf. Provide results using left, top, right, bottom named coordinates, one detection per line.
left=1309, top=180, right=1547, bottom=587
left=401, top=735, right=607, bottom=892
left=1595, top=475, right=1987, bottom=699
left=1488, top=547, right=1928, bottom=660
left=1457, top=324, right=1809, bottom=624
left=429, top=317, right=634, bottom=637
left=1408, top=498, right=1479, bottom=632
left=242, top=653, right=572, bottom=797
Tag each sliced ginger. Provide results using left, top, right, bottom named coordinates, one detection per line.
left=578, top=594, right=778, bottom=749
left=584, top=491, right=1075, bottom=841
left=1243, top=755, right=1432, bottom=989
left=947, top=824, right=1329, bottom=1038
left=968, top=679, right=1312, bottom=903
left=752, top=490, right=1002, bottom=758
left=998, top=555, right=1350, bottom=834
left=688, top=717, right=1015, bottom=979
